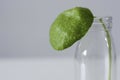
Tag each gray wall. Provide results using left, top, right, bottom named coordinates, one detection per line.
left=0, top=0, right=120, bottom=58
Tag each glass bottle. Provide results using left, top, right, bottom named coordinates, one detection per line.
left=75, top=17, right=116, bottom=80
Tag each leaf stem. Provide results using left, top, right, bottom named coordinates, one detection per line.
left=99, top=18, right=112, bottom=80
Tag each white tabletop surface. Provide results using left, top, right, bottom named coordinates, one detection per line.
left=0, top=58, right=119, bottom=80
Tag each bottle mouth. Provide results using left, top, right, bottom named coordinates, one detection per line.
left=94, top=16, right=112, bottom=22
left=93, top=16, right=112, bottom=30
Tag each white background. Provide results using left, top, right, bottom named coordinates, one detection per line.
left=0, top=0, right=120, bottom=80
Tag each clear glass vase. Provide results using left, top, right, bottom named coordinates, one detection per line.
left=75, top=17, right=116, bottom=80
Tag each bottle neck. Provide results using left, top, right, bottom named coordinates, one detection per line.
left=89, top=17, right=112, bottom=32
left=94, top=16, right=112, bottom=31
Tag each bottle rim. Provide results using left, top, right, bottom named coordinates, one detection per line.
left=94, top=16, right=112, bottom=23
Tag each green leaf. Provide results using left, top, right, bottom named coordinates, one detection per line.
left=49, top=7, right=94, bottom=50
